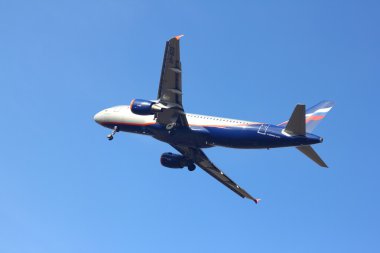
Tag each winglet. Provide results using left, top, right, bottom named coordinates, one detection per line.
left=175, top=34, right=184, bottom=40
left=245, top=193, right=261, bottom=204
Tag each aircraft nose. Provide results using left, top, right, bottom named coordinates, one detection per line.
left=94, top=111, right=103, bottom=124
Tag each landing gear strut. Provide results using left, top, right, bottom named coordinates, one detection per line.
left=107, top=126, right=118, bottom=141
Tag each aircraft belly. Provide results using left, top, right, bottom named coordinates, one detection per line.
left=112, top=123, right=317, bottom=149
left=150, top=125, right=211, bottom=148
left=206, top=126, right=285, bottom=149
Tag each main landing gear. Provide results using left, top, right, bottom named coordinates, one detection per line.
left=187, top=163, right=196, bottom=172
left=165, top=122, right=176, bottom=135
left=166, top=123, right=176, bottom=130
left=107, top=126, right=118, bottom=141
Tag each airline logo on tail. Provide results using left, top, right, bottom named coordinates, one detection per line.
left=306, top=106, right=333, bottom=122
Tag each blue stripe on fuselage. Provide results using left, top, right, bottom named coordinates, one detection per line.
left=103, top=122, right=321, bottom=149
left=204, top=124, right=321, bottom=149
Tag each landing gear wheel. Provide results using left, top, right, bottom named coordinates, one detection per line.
left=188, top=163, right=196, bottom=171
left=166, top=123, right=176, bottom=130
left=107, top=134, right=114, bottom=141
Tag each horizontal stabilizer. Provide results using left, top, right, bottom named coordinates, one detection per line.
left=278, top=100, right=335, bottom=133
left=296, top=145, right=328, bottom=168
left=285, top=104, right=306, bottom=135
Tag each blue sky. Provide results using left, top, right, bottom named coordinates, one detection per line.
left=0, top=0, right=379, bottom=252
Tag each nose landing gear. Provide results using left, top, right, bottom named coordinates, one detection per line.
left=107, top=126, right=118, bottom=141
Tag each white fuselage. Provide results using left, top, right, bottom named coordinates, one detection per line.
left=94, top=105, right=261, bottom=128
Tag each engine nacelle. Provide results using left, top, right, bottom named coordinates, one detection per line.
left=130, top=99, right=164, bottom=115
left=160, top=152, right=188, bottom=169
left=130, top=99, right=156, bottom=115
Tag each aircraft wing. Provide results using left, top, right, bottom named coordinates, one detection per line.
left=171, top=145, right=261, bottom=203
left=156, top=35, right=188, bottom=127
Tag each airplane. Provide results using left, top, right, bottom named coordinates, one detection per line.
left=94, top=35, right=334, bottom=204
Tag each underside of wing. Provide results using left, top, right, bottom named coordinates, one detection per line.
left=172, top=145, right=260, bottom=204
left=156, top=35, right=188, bottom=127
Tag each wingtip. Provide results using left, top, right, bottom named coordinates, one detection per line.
left=175, top=34, right=184, bottom=40
left=253, top=198, right=261, bottom=204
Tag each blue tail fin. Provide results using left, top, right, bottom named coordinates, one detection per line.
left=278, top=100, right=335, bottom=133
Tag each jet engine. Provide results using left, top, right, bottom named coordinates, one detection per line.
left=130, top=99, right=164, bottom=115
left=160, top=152, right=196, bottom=171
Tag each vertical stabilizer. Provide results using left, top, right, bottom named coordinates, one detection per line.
left=304, top=101, right=335, bottom=132
left=278, top=101, right=335, bottom=133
